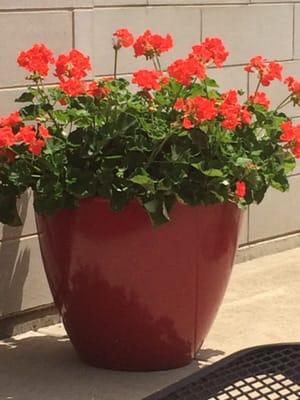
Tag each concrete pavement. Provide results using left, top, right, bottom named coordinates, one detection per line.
left=0, top=247, right=299, bottom=400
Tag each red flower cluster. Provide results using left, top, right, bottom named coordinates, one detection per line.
left=113, top=28, right=134, bottom=49
left=284, top=75, right=300, bottom=98
left=280, top=121, right=300, bottom=158
left=174, top=96, right=218, bottom=129
left=55, top=49, right=91, bottom=96
left=0, top=111, right=22, bottom=128
left=219, top=90, right=252, bottom=130
left=168, top=57, right=206, bottom=86
left=87, top=81, right=111, bottom=98
left=248, top=91, right=270, bottom=109
left=191, top=37, right=229, bottom=67
left=59, top=79, right=86, bottom=96
left=15, top=125, right=50, bottom=155
left=235, top=181, right=246, bottom=198
left=133, top=30, right=173, bottom=58
left=39, top=125, right=51, bottom=139
left=0, top=112, right=22, bottom=149
left=0, top=112, right=51, bottom=156
left=244, top=56, right=282, bottom=86
left=0, top=127, right=16, bottom=148
left=132, top=69, right=163, bottom=90
left=17, top=43, right=54, bottom=78
left=55, top=49, right=91, bottom=81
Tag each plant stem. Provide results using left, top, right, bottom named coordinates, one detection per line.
left=146, top=134, right=171, bottom=168
left=254, top=76, right=262, bottom=96
left=152, top=57, right=158, bottom=71
left=171, top=85, right=183, bottom=108
left=36, top=79, right=60, bottom=131
left=155, top=54, right=162, bottom=71
left=113, top=49, right=118, bottom=79
left=275, top=94, right=293, bottom=111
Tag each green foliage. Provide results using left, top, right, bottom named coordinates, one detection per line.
left=0, top=76, right=297, bottom=226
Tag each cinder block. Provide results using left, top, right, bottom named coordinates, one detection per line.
left=94, top=0, right=146, bottom=5
left=0, top=11, right=73, bottom=87
left=74, top=9, right=95, bottom=79
left=292, top=159, right=300, bottom=175
left=249, top=175, right=300, bottom=242
left=91, top=7, right=201, bottom=75
left=294, top=5, right=300, bottom=59
left=0, top=0, right=92, bottom=9
left=202, top=5, right=293, bottom=65
left=0, top=88, right=23, bottom=115
left=149, top=0, right=248, bottom=4
left=0, top=235, right=52, bottom=317
left=208, top=66, right=247, bottom=97
left=252, top=0, right=296, bottom=3
left=239, top=207, right=248, bottom=245
left=0, top=191, right=37, bottom=242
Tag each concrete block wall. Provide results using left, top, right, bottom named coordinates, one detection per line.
left=0, top=1, right=300, bottom=320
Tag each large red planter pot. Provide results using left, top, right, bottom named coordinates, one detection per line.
left=36, top=198, right=242, bottom=371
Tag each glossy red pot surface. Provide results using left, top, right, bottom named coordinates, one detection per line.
left=36, top=198, right=242, bottom=371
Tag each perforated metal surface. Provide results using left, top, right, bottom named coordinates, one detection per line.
left=145, top=344, right=300, bottom=400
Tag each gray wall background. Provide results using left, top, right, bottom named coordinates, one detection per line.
left=0, top=0, right=300, bottom=319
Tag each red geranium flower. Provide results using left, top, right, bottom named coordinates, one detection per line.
left=0, top=126, right=16, bottom=147
left=284, top=75, right=300, bottom=97
left=235, top=181, right=246, bottom=198
left=28, top=139, right=45, bottom=156
left=17, top=43, right=54, bottom=77
left=87, top=81, right=111, bottom=98
left=113, top=28, right=134, bottom=49
left=133, top=30, right=173, bottom=58
left=0, top=111, right=22, bottom=128
left=280, top=121, right=300, bottom=142
left=191, top=37, right=229, bottom=67
left=174, top=96, right=218, bottom=129
left=15, top=125, right=36, bottom=144
left=59, top=79, right=86, bottom=96
left=240, top=107, right=252, bottom=125
left=174, top=98, right=186, bottom=111
left=55, top=49, right=91, bottom=81
left=248, top=91, right=270, bottom=109
left=39, top=125, right=51, bottom=139
left=293, top=141, right=300, bottom=158
left=219, top=90, right=252, bottom=130
left=244, top=55, right=282, bottom=86
left=132, top=69, right=163, bottom=90
left=168, top=57, right=206, bottom=86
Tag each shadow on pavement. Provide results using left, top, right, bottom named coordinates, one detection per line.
left=0, top=332, right=223, bottom=400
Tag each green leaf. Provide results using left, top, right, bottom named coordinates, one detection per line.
left=0, top=194, right=22, bottom=226
left=130, top=170, right=155, bottom=192
left=15, top=92, right=35, bottom=103
left=53, top=110, right=70, bottom=124
left=110, top=188, right=129, bottom=211
left=20, top=104, right=40, bottom=119
left=271, top=173, right=289, bottom=192
left=192, top=163, right=224, bottom=177
left=204, top=77, right=219, bottom=88
left=282, top=152, right=296, bottom=174
left=143, top=198, right=171, bottom=226
left=235, top=157, right=253, bottom=167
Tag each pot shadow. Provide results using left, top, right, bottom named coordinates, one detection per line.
left=0, top=331, right=226, bottom=400
left=196, top=348, right=226, bottom=363
left=0, top=193, right=31, bottom=337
